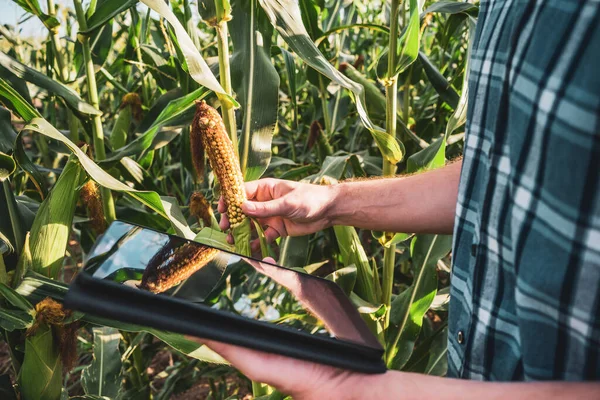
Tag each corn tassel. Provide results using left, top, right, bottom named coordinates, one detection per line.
left=190, top=101, right=252, bottom=256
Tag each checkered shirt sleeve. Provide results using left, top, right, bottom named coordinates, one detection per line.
left=448, top=0, right=600, bottom=380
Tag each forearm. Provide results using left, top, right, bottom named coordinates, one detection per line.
left=361, top=371, right=600, bottom=400
left=328, top=161, right=461, bottom=234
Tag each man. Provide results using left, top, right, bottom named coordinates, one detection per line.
left=187, top=0, right=600, bottom=397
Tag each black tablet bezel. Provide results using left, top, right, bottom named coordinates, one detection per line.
left=64, top=222, right=386, bottom=374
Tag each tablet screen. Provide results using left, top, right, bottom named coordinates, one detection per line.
left=82, top=221, right=382, bottom=351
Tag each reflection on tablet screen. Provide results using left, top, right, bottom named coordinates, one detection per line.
left=83, top=221, right=382, bottom=350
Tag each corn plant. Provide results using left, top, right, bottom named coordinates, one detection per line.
left=0, top=0, right=476, bottom=398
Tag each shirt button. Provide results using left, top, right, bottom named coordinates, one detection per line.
left=457, top=330, right=465, bottom=344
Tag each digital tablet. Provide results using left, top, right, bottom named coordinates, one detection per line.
left=64, top=221, right=386, bottom=374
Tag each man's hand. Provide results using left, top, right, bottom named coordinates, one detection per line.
left=186, top=336, right=374, bottom=400
left=219, top=178, right=336, bottom=248
left=220, top=163, right=463, bottom=248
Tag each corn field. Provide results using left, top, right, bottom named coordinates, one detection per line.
left=0, top=0, right=475, bottom=398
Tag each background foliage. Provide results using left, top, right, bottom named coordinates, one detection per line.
left=0, top=0, right=476, bottom=398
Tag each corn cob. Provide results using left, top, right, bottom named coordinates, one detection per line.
left=191, top=100, right=247, bottom=228
left=110, top=93, right=142, bottom=150
left=27, top=297, right=79, bottom=372
left=308, top=121, right=333, bottom=163
left=80, top=179, right=106, bottom=234
left=189, top=191, right=215, bottom=228
left=139, top=241, right=219, bottom=293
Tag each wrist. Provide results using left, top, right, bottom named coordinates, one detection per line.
left=348, top=370, right=412, bottom=400
left=323, top=182, right=344, bottom=228
left=356, top=370, right=427, bottom=400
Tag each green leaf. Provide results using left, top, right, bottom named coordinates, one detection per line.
left=423, top=1, right=478, bottom=15
left=19, top=324, right=63, bottom=400
left=0, top=77, right=40, bottom=122
left=279, top=48, right=297, bottom=128
left=0, top=308, right=33, bottom=331
left=230, top=0, right=280, bottom=182
left=403, top=323, right=447, bottom=373
left=406, top=136, right=446, bottom=174
left=12, top=233, right=31, bottom=287
left=389, top=234, right=452, bottom=369
left=325, top=265, right=356, bottom=296
left=405, top=15, right=477, bottom=174
left=349, top=292, right=386, bottom=318
left=0, top=282, right=34, bottom=311
left=333, top=225, right=376, bottom=304
left=83, top=0, right=139, bottom=35
left=0, top=152, right=16, bottom=182
left=233, top=218, right=252, bottom=257
left=0, top=232, right=14, bottom=256
left=192, top=229, right=233, bottom=252
left=424, top=326, right=448, bottom=376
left=81, top=327, right=123, bottom=398
left=378, top=232, right=413, bottom=249
left=444, top=77, right=469, bottom=139
left=0, top=180, right=26, bottom=260
left=11, top=0, right=60, bottom=31
left=258, top=0, right=403, bottom=164
left=139, top=0, right=238, bottom=106
left=340, top=63, right=386, bottom=122
left=418, top=52, right=459, bottom=109
left=339, top=64, right=416, bottom=144
left=315, top=23, right=389, bottom=46
left=298, top=0, right=323, bottom=40
left=444, top=15, right=477, bottom=140
left=278, top=236, right=309, bottom=268
left=0, top=52, right=101, bottom=116
left=29, top=156, right=85, bottom=279
left=0, top=107, right=17, bottom=154
left=395, top=0, right=422, bottom=76
left=198, top=0, right=217, bottom=25
left=14, top=131, right=49, bottom=198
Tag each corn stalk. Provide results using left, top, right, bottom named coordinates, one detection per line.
left=213, top=0, right=238, bottom=155
left=381, top=0, right=402, bottom=329
left=46, top=0, right=80, bottom=142
left=73, top=0, right=116, bottom=223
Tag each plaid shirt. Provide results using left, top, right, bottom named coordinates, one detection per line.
left=448, top=0, right=600, bottom=381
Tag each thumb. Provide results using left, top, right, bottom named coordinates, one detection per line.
left=242, top=197, right=290, bottom=218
